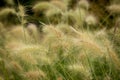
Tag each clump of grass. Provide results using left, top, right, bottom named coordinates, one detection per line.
left=50, top=0, right=67, bottom=11
left=8, top=26, right=30, bottom=42
left=78, top=0, right=89, bottom=10
left=32, top=1, right=55, bottom=23
left=85, top=15, right=97, bottom=25
left=85, top=14, right=98, bottom=30
left=62, top=8, right=87, bottom=28
left=107, top=4, right=120, bottom=14
left=0, top=22, right=5, bottom=34
left=25, top=70, right=45, bottom=80
left=0, top=1, right=120, bottom=80
left=33, top=2, right=53, bottom=16
left=26, top=23, right=40, bottom=42
left=56, top=24, right=76, bottom=36
left=66, top=0, right=79, bottom=10
left=1, top=23, right=120, bottom=80
left=73, top=8, right=87, bottom=28
left=45, top=8, right=62, bottom=24
left=62, top=11, right=76, bottom=26
left=5, top=24, right=40, bottom=44
left=9, top=61, right=23, bottom=72
left=42, top=24, right=120, bottom=79
left=89, top=0, right=112, bottom=28
left=108, top=27, right=120, bottom=57
left=5, top=0, right=15, bottom=6
left=0, top=8, right=20, bottom=26
left=0, top=23, right=6, bottom=48
left=67, top=64, right=91, bottom=80
left=17, top=4, right=27, bottom=25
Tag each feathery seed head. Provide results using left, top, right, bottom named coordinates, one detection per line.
left=85, top=15, right=97, bottom=26
left=18, top=5, right=26, bottom=17
left=9, top=61, right=23, bottom=72
left=50, top=0, right=67, bottom=11
left=78, top=0, right=89, bottom=10
left=33, top=2, right=53, bottom=16
left=0, top=8, right=19, bottom=25
left=27, top=23, right=39, bottom=39
left=45, top=8, right=62, bottom=24
left=9, top=26, right=30, bottom=41
left=6, top=0, right=15, bottom=6
left=25, top=70, right=45, bottom=80
left=107, top=4, right=120, bottom=14
left=67, top=64, right=91, bottom=79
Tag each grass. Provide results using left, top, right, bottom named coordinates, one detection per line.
left=0, top=0, right=120, bottom=80
left=0, top=8, right=20, bottom=26
left=1, top=24, right=119, bottom=80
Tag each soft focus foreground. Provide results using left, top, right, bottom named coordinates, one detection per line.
left=0, top=0, right=120, bottom=80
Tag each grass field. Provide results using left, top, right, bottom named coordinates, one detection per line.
left=0, top=0, right=120, bottom=80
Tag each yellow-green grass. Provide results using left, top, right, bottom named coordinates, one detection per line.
left=0, top=0, right=120, bottom=80
left=0, top=23, right=119, bottom=80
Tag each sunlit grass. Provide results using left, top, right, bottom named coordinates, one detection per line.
left=0, top=0, right=120, bottom=80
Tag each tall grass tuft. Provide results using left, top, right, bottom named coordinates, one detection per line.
left=0, top=8, right=20, bottom=26
left=33, top=2, right=53, bottom=16
left=45, top=8, right=62, bottom=24
left=50, top=0, right=67, bottom=11
left=107, top=4, right=120, bottom=14
left=0, top=0, right=120, bottom=80
left=78, top=0, right=89, bottom=10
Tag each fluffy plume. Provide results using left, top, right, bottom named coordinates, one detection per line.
left=107, top=4, right=120, bottom=14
